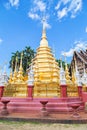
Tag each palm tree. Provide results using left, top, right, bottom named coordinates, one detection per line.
left=9, top=46, right=35, bottom=74
left=9, top=51, right=20, bottom=71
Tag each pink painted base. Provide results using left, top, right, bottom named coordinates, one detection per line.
left=82, top=91, right=87, bottom=102
left=60, top=85, right=67, bottom=97
left=0, top=86, right=4, bottom=98
left=78, top=86, right=82, bottom=97
left=0, top=97, right=84, bottom=113
left=27, top=85, right=34, bottom=99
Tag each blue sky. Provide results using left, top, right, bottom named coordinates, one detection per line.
left=0, top=0, right=87, bottom=74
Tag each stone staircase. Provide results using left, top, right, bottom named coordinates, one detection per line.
left=0, top=97, right=84, bottom=113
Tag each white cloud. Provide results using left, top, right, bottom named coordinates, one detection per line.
left=55, top=0, right=70, bottom=10
left=86, top=27, right=87, bottom=33
left=28, top=0, right=46, bottom=20
left=28, top=12, right=40, bottom=20
left=74, top=41, right=87, bottom=50
left=57, top=7, right=68, bottom=19
left=5, top=0, right=19, bottom=9
left=61, top=40, right=87, bottom=57
left=69, top=0, right=82, bottom=18
left=4, top=2, right=11, bottom=9
left=41, top=17, right=51, bottom=29
left=34, top=0, right=46, bottom=12
left=55, top=1, right=61, bottom=10
left=28, top=0, right=51, bottom=29
left=61, top=48, right=74, bottom=57
left=0, top=38, right=3, bottom=44
left=9, top=0, right=19, bottom=7
left=55, top=0, right=82, bottom=20
left=62, top=0, right=71, bottom=5
left=44, top=21, right=51, bottom=29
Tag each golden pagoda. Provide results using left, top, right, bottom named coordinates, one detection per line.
left=32, top=20, right=60, bottom=97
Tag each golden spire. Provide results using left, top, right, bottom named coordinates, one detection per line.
left=72, top=69, right=76, bottom=84
left=12, top=57, right=18, bottom=83
left=40, top=18, right=48, bottom=47
left=42, top=19, right=46, bottom=39
left=19, top=52, right=23, bottom=70
left=8, top=61, right=13, bottom=83
left=64, top=54, right=70, bottom=81
left=15, top=56, right=18, bottom=72
left=17, top=52, right=24, bottom=83
left=65, top=62, right=71, bottom=81
left=64, top=56, right=72, bottom=85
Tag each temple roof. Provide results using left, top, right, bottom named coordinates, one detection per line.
left=72, top=50, right=87, bottom=65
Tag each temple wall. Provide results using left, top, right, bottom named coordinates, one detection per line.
left=3, top=84, right=27, bottom=97
left=67, top=85, right=78, bottom=97
left=34, top=83, right=60, bottom=97
left=82, top=92, right=87, bottom=102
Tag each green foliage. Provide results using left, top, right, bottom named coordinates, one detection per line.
left=56, top=59, right=70, bottom=70
left=9, top=46, right=35, bottom=74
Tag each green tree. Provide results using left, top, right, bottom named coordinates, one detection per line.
left=56, top=59, right=70, bottom=70
left=9, top=46, right=35, bottom=74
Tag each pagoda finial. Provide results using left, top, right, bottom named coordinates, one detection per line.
left=42, top=17, right=46, bottom=39
left=40, top=17, right=48, bottom=47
